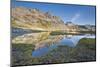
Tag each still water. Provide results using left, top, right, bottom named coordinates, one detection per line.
left=12, top=31, right=95, bottom=58
left=32, top=33, right=95, bottom=57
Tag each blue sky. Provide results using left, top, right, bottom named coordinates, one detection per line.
left=12, top=0, right=96, bottom=25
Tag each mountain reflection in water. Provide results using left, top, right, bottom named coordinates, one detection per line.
left=12, top=32, right=95, bottom=57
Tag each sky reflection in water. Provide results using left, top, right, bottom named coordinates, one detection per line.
left=32, top=34, right=95, bottom=57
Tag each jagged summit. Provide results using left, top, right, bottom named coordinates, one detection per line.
left=11, top=7, right=66, bottom=31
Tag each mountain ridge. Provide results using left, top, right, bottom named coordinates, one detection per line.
left=12, top=7, right=67, bottom=31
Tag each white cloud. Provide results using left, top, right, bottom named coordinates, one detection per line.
left=71, top=13, right=80, bottom=22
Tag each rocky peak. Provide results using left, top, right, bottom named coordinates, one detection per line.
left=11, top=7, right=66, bottom=31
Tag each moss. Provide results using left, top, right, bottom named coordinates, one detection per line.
left=34, top=38, right=96, bottom=63
left=12, top=38, right=96, bottom=66
left=78, top=38, right=96, bottom=50
left=12, top=44, right=35, bottom=66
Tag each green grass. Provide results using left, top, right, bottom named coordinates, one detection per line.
left=50, top=31, right=82, bottom=35
left=78, top=38, right=96, bottom=50
left=79, top=31, right=96, bottom=34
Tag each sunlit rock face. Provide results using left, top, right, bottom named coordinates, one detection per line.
left=11, top=7, right=67, bottom=31
left=12, top=7, right=95, bottom=34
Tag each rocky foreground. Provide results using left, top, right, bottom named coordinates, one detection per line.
left=12, top=38, right=96, bottom=66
